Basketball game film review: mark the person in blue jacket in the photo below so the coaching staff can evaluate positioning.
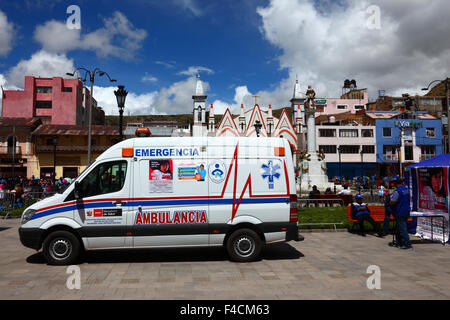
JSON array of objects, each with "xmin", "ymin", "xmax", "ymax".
[
  {"xmin": 351, "ymin": 194, "xmax": 383, "ymax": 237},
  {"xmin": 390, "ymin": 177, "xmax": 412, "ymax": 249}
]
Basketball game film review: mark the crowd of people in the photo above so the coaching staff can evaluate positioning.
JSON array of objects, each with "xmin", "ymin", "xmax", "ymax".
[{"xmin": 0, "ymin": 175, "xmax": 72, "ymax": 206}]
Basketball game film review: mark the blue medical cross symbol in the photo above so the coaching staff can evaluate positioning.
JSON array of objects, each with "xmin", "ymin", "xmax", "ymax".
[{"xmin": 261, "ymin": 160, "xmax": 281, "ymax": 189}]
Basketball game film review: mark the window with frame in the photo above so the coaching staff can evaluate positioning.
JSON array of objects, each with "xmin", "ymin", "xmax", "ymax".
[
  {"xmin": 421, "ymin": 145, "xmax": 435, "ymax": 155},
  {"xmin": 79, "ymin": 161, "xmax": 127, "ymax": 198},
  {"xmin": 319, "ymin": 129, "xmax": 336, "ymax": 137},
  {"xmin": 383, "ymin": 145, "xmax": 398, "ymax": 160},
  {"xmin": 426, "ymin": 128, "xmax": 435, "ymax": 137},
  {"xmin": 319, "ymin": 145, "xmax": 337, "ymax": 154},
  {"xmin": 337, "ymin": 105, "xmax": 348, "ymax": 110},
  {"xmin": 354, "ymin": 105, "xmax": 364, "ymax": 110},
  {"xmin": 339, "ymin": 129, "xmax": 358, "ymax": 138},
  {"xmin": 340, "ymin": 145, "xmax": 360, "ymax": 154},
  {"xmin": 383, "ymin": 127, "xmax": 392, "ymax": 137},
  {"xmin": 63, "ymin": 87, "xmax": 73, "ymax": 92},
  {"xmin": 362, "ymin": 145, "xmax": 375, "ymax": 154},
  {"xmin": 361, "ymin": 129, "xmax": 374, "ymax": 137},
  {"xmin": 35, "ymin": 101, "xmax": 52, "ymax": 109},
  {"xmin": 36, "ymin": 86, "xmax": 52, "ymax": 93}
]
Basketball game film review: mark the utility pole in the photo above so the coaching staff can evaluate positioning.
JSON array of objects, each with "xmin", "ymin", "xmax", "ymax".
[{"xmin": 446, "ymin": 78, "xmax": 450, "ymax": 153}]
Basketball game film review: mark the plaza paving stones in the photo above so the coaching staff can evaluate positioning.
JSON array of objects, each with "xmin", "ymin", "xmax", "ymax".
[{"xmin": 1, "ymin": 219, "xmax": 449, "ymax": 300}]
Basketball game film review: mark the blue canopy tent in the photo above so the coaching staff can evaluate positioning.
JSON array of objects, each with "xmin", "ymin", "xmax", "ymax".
[{"xmin": 405, "ymin": 154, "xmax": 450, "ymax": 242}]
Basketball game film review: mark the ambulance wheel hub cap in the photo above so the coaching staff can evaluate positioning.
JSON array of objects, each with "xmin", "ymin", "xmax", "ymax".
[
  {"xmin": 50, "ymin": 239, "xmax": 72, "ymax": 260},
  {"xmin": 235, "ymin": 237, "xmax": 254, "ymax": 257}
]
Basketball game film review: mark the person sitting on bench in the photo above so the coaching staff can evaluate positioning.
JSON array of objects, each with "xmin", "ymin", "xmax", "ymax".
[{"xmin": 351, "ymin": 194, "xmax": 383, "ymax": 237}]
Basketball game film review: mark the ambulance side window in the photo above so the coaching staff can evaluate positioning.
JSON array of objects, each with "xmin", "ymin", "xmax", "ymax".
[{"xmin": 79, "ymin": 160, "xmax": 127, "ymax": 198}]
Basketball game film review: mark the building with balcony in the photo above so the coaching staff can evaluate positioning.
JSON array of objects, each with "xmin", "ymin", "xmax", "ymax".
[
  {"xmin": 315, "ymin": 111, "xmax": 376, "ymax": 180},
  {"xmin": 366, "ymin": 111, "xmax": 443, "ymax": 177},
  {"xmin": 314, "ymin": 84, "xmax": 369, "ymax": 116},
  {"xmin": 1, "ymin": 76, "xmax": 105, "ymax": 125},
  {"xmin": 0, "ymin": 118, "xmax": 42, "ymax": 177},
  {"xmin": 31, "ymin": 125, "xmax": 119, "ymax": 179}
]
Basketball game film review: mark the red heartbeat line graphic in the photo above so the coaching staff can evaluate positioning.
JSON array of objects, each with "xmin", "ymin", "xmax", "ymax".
[{"xmin": 220, "ymin": 143, "xmax": 290, "ymax": 223}]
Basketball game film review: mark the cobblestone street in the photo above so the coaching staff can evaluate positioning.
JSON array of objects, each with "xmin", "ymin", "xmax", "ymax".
[{"xmin": 1, "ymin": 219, "xmax": 449, "ymax": 300}]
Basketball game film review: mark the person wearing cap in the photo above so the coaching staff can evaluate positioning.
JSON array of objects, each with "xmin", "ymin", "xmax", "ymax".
[
  {"xmin": 390, "ymin": 177, "xmax": 412, "ymax": 249},
  {"xmin": 351, "ymin": 194, "xmax": 383, "ymax": 237}
]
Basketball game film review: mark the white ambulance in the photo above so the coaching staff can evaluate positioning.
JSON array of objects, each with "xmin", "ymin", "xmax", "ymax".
[{"xmin": 19, "ymin": 137, "xmax": 301, "ymax": 265}]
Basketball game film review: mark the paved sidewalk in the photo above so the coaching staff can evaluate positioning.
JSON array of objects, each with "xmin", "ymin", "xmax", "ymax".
[{"xmin": 1, "ymin": 219, "xmax": 449, "ymax": 300}]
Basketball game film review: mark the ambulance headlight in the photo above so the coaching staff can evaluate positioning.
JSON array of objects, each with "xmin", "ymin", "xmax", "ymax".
[{"xmin": 21, "ymin": 209, "xmax": 36, "ymax": 225}]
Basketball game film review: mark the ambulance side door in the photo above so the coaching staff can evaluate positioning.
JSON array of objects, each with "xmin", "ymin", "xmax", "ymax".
[{"xmin": 71, "ymin": 159, "xmax": 132, "ymax": 249}]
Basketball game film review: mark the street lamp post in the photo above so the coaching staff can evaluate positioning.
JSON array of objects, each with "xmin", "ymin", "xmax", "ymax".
[
  {"xmin": 254, "ymin": 120, "xmax": 262, "ymax": 137},
  {"xmin": 67, "ymin": 68, "xmax": 116, "ymax": 165},
  {"xmin": 360, "ymin": 148, "xmax": 364, "ymax": 181},
  {"xmin": 337, "ymin": 146, "xmax": 343, "ymax": 185},
  {"xmin": 52, "ymin": 135, "xmax": 58, "ymax": 183},
  {"xmin": 114, "ymin": 85, "xmax": 128, "ymax": 141},
  {"xmin": 398, "ymin": 127, "xmax": 403, "ymax": 178},
  {"xmin": 422, "ymin": 78, "xmax": 450, "ymax": 153}
]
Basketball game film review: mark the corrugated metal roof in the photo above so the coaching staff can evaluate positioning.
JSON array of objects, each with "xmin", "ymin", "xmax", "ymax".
[
  {"xmin": 0, "ymin": 117, "xmax": 41, "ymax": 127},
  {"xmin": 32, "ymin": 124, "xmax": 119, "ymax": 136}
]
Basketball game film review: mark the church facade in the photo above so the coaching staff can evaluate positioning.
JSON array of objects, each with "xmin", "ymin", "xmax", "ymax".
[{"xmin": 191, "ymin": 75, "xmax": 306, "ymax": 163}]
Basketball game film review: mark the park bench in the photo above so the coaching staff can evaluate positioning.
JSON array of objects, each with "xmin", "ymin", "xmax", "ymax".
[
  {"xmin": 346, "ymin": 205, "xmax": 412, "ymax": 231},
  {"xmin": 305, "ymin": 194, "xmax": 353, "ymax": 207}
]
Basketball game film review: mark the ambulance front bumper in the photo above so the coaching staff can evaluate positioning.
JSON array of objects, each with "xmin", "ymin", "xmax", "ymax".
[{"xmin": 19, "ymin": 227, "xmax": 44, "ymax": 250}]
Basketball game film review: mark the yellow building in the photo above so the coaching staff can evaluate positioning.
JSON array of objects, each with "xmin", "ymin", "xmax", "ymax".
[
  {"xmin": 32, "ymin": 125, "xmax": 119, "ymax": 179},
  {"xmin": 0, "ymin": 118, "xmax": 42, "ymax": 178}
]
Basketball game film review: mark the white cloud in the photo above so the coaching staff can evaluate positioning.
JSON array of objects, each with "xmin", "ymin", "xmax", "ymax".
[
  {"xmin": 178, "ymin": 66, "xmax": 214, "ymax": 76},
  {"xmin": 211, "ymin": 85, "xmax": 254, "ymax": 115},
  {"xmin": 94, "ymin": 76, "xmax": 207, "ymax": 116},
  {"xmin": 34, "ymin": 20, "xmax": 80, "ymax": 53},
  {"xmin": 7, "ymin": 50, "xmax": 75, "ymax": 88},
  {"xmin": 152, "ymin": 76, "xmax": 210, "ymax": 114},
  {"xmin": 33, "ymin": 11, "xmax": 147, "ymax": 60},
  {"xmin": 174, "ymin": 0, "xmax": 203, "ymax": 16},
  {"xmin": 155, "ymin": 60, "xmax": 176, "ymax": 69},
  {"xmin": 142, "ymin": 73, "xmax": 158, "ymax": 83},
  {"xmin": 93, "ymin": 85, "xmax": 159, "ymax": 116},
  {"xmin": 0, "ymin": 10, "xmax": 15, "ymax": 57},
  {"xmin": 254, "ymin": 0, "xmax": 450, "ymax": 103}
]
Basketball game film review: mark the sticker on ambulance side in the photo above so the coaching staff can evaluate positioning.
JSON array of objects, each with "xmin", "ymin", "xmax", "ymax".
[
  {"xmin": 208, "ymin": 160, "xmax": 226, "ymax": 184},
  {"xmin": 261, "ymin": 160, "xmax": 281, "ymax": 190},
  {"xmin": 85, "ymin": 208, "xmax": 123, "ymax": 225},
  {"xmin": 149, "ymin": 159, "xmax": 173, "ymax": 193},
  {"xmin": 177, "ymin": 162, "xmax": 207, "ymax": 182}
]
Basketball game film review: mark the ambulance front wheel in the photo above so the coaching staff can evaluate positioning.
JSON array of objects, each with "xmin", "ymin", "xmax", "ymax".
[
  {"xmin": 226, "ymin": 228, "xmax": 262, "ymax": 262},
  {"xmin": 42, "ymin": 230, "xmax": 81, "ymax": 265}
]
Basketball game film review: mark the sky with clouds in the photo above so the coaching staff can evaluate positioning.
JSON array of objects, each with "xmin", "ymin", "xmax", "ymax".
[{"xmin": 0, "ymin": 0, "xmax": 449, "ymax": 116}]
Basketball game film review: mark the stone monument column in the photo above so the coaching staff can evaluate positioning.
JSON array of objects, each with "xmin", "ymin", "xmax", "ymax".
[{"xmin": 300, "ymin": 86, "xmax": 334, "ymax": 192}]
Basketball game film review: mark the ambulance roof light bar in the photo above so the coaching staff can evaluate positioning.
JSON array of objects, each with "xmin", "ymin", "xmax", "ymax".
[{"xmin": 135, "ymin": 127, "xmax": 151, "ymax": 137}]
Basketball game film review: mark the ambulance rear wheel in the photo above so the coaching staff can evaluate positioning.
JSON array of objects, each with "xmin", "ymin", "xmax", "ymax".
[
  {"xmin": 43, "ymin": 230, "xmax": 80, "ymax": 265},
  {"xmin": 226, "ymin": 229, "xmax": 262, "ymax": 262}
]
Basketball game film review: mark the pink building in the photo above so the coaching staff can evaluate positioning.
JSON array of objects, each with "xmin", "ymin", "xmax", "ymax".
[
  {"xmin": 1, "ymin": 76, "xmax": 104, "ymax": 125},
  {"xmin": 315, "ymin": 89, "xmax": 369, "ymax": 116}
]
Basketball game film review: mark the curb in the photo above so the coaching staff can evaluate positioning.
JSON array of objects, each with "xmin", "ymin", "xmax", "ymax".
[
  {"xmin": 0, "ymin": 216, "xmax": 21, "ymax": 219},
  {"xmin": 299, "ymin": 229, "xmax": 348, "ymax": 233}
]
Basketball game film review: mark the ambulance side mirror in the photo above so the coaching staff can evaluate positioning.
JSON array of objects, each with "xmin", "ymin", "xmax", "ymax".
[{"xmin": 74, "ymin": 181, "xmax": 82, "ymax": 199}]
